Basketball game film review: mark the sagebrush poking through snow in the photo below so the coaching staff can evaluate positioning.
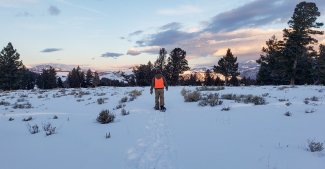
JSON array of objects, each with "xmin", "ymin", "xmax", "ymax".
[
  {"xmin": 183, "ymin": 90, "xmax": 201, "ymax": 102},
  {"xmin": 22, "ymin": 116, "xmax": 33, "ymax": 121},
  {"xmin": 97, "ymin": 110, "xmax": 115, "ymax": 124},
  {"xmin": 43, "ymin": 123, "xmax": 56, "ymax": 136},
  {"xmin": 221, "ymin": 94, "xmax": 266, "ymax": 105},
  {"xmin": 27, "ymin": 123, "xmax": 39, "ymax": 134},
  {"xmin": 307, "ymin": 139, "xmax": 324, "ymax": 152},
  {"xmin": 121, "ymin": 108, "xmax": 130, "ymax": 116},
  {"xmin": 198, "ymin": 93, "xmax": 223, "ymax": 107},
  {"xmin": 119, "ymin": 96, "xmax": 128, "ymax": 103},
  {"xmin": 196, "ymin": 86, "xmax": 225, "ymax": 91}
]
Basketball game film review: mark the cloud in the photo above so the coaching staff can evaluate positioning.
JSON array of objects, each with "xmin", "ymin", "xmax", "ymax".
[
  {"xmin": 48, "ymin": 5, "xmax": 61, "ymax": 16},
  {"xmin": 129, "ymin": 30, "xmax": 143, "ymax": 37},
  {"xmin": 101, "ymin": 52, "xmax": 124, "ymax": 58},
  {"xmin": 0, "ymin": 0, "xmax": 39, "ymax": 7},
  {"xmin": 127, "ymin": 46, "xmax": 160, "ymax": 56},
  {"xmin": 157, "ymin": 5, "xmax": 202, "ymax": 16},
  {"xmin": 204, "ymin": 0, "xmax": 325, "ymax": 32},
  {"xmin": 41, "ymin": 48, "xmax": 62, "ymax": 53},
  {"xmin": 160, "ymin": 22, "xmax": 182, "ymax": 31},
  {"xmin": 131, "ymin": 0, "xmax": 325, "ymax": 64},
  {"xmin": 16, "ymin": 11, "xmax": 32, "ymax": 17}
]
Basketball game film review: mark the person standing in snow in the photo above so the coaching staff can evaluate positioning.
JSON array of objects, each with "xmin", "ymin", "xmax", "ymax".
[{"xmin": 150, "ymin": 68, "xmax": 168, "ymax": 111}]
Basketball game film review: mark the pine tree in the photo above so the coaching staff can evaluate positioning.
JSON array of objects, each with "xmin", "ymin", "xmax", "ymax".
[
  {"xmin": 67, "ymin": 66, "xmax": 86, "ymax": 88},
  {"xmin": 0, "ymin": 42, "xmax": 24, "ymax": 90},
  {"xmin": 317, "ymin": 44, "xmax": 325, "ymax": 84},
  {"xmin": 165, "ymin": 48, "xmax": 190, "ymax": 85},
  {"xmin": 36, "ymin": 66, "xmax": 57, "ymax": 89},
  {"xmin": 93, "ymin": 71, "xmax": 101, "ymax": 87},
  {"xmin": 256, "ymin": 35, "xmax": 285, "ymax": 85},
  {"xmin": 204, "ymin": 69, "xmax": 213, "ymax": 86},
  {"xmin": 133, "ymin": 61, "xmax": 154, "ymax": 86},
  {"xmin": 154, "ymin": 48, "xmax": 167, "ymax": 72},
  {"xmin": 57, "ymin": 77, "xmax": 64, "ymax": 88},
  {"xmin": 213, "ymin": 49, "xmax": 239, "ymax": 86},
  {"xmin": 282, "ymin": 2, "xmax": 324, "ymax": 85},
  {"xmin": 17, "ymin": 66, "xmax": 38, "ymax": 90},
  {"xmin": 214, "ymin": 76, "xmax": 224, "ymax": 86},
  {"xmin": 86, "ymin": 69, "xmax": 93, "ymax": 87}
]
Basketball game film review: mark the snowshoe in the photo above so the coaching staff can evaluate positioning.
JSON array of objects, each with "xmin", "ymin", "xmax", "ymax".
[{"xmin": 160, "ymin": 106, "xmax": 166, "ymax": 112}]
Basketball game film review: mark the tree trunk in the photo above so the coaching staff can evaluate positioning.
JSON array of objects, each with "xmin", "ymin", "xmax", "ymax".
[
  {"xmin": 224, "ymin": 75, "xmax": 228, "ymax": 86},
  {"xmin": 290, "ymin": 59, "xmax": 297, "ymax": 85}
]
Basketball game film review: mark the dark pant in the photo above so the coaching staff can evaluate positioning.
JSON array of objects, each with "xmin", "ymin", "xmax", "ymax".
[{"xmin": 155, "ymin": 88, "xmax": 164, "ymax": 107}]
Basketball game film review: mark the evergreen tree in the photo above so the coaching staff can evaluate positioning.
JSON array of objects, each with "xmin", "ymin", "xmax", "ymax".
[
  {"xmin": 154, "ymin": 48, "xmax": 167, "ymax": 72},
  {"xmin": 86, "ymin": 69, "xmax": 93, "ymax": 87},
  {"xmin": 0, "ymin": 42, "xmax": 24, "ymax": 90},
  {"xmin": 133, "ymin": 61, "xmax": 154, "ymax": 86},
  {"xmin": 204, "ymin": 69, "xmax": 214, "ymax": 86},
  {"xmin": 214, "ymin": 76, "xmax": 224, "ymax": 86},
  {"xmin": 67, "ymin": 66, "xmax": 85, "ymax": 88},
  {"xmin": 317, "ymin": 44, "xmax": 325, "ymax": 84},
  {"xmin": 256, "ymin": 35, "xmax": 285, "ymax": 85},
  {"xmin": 57, "ymin": 77, "xmax": 64, "ymax": 88},
  {"xmin": 17, "ymin": 66, "xmax": 38, "ymax": 90},
  {"xmin": 93, "ymin": 71, "xmax": 101, "ymax": 87},
  {"xmin": 229, "ymin": 76, "xmax": 239, "ymax": 86},
  {"xmin": 282, "ymin": 1, "xmax": 324, "ymax": 85},
  {"xmin": 36, "ymin": 66, "xmax": 57, "ymax": 89},
  {"xmin": 165, "ymin": 48, "xmax": 190, "ymax": 85},
  {"xmin": 213, "ymin": 49, "xmax": 239, "ymax": 86}
]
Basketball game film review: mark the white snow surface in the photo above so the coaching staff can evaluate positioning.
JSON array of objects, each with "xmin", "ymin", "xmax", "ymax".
[{"xmin": 0, "ymin": 86, "xmax": 325, "ymax": 169}]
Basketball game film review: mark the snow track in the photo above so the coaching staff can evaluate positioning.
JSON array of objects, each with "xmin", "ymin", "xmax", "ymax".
[{"xmin": 126, "ymin": 111, "xmax": 176, "ymax": 169}]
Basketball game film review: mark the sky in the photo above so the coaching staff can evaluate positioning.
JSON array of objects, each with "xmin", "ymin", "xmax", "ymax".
[{"xmin": 0, "ymin": 0, "xmax": 325, "ymax": 71}]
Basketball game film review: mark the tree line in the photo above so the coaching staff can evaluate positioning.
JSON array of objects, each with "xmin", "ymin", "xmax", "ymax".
[{"xmin": 0, "ymin": 1, "xmax": 324, "ymax": 90}]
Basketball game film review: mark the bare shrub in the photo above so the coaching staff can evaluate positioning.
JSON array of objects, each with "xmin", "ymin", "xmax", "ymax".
[
  {"xmin": 114, "ymin": 104, "xmax": 125, "ymax": 110},
  {"xmin": 17, "ymin": 98, "xmax": 26, "ymax": 102},
  {"xmin": 198, "ymin": 93, "xmax": 223, "ymax": 107},
  {"xmin": 305, "ymin": 109, "xmax": 316, "ymax": 114},
  {"xmin": 310, "ymin": 96, "xmax": 319, "ymax": 101},
  {"xmin": 181, "ymin": 88, "xmax": 190, "ymax": 96},
  {"xmin": 22, "ymin": 116, "xmax": 33, "ymax": 121},
  {"xmin": 20, "ymin": 94, "xmax": 28, "ymax": 98},
  {"xmin": 128, "ymin": 89, "xmax": 142, "ymax": 100},
  {"xmin": 285, "ymin": 102, "xmax": 292, "ymax": 106},
  {"xmin": 196, "ymin": 86, "xmax": 225, "ymax": 91},
  {"xmin": 97, "ymin": 98, "xmax": 106, "ymax": 104},
  {"xmin": 75, "ymin": 91, "xmax": 91, "ymax": 98},
  {"xmin": 13, "ymin": 102, "xmax": 32, "ymax": 109},
  {"xmin": 106, "ymin": 132, "xmax": 111, "ymax": 139},
  {"xmin": 97, "ymin": 110, "xmax": 115, "ymax": 124},
  {"xmin": 248, "ymin": 96, "xmax": 266, "ymax": 105},
  {"xmin": 121, "ymin": 108, "xmax": 130, "ymax": 116},
  {"xmin": 9, "ymin": 117, "xmax": 14, "ymax": 121},
  {"xmin": 262, "ymin": 93, "xmax": 269, "ymax": 97},
  {"xmin": 27, "ymin": 123, "xmax": 39, "ymax": 134},
  {"xmin": 183, "ymin": 91, "xmax": 201, "ymax": 102},
  {"xmin": 0, "ymin": 101, "xmax": 10, "ymax": 106},
  {"xmin": 307, "ymin": 139, "xmax": 324, "ymax": 152},
  {"xmin": 278, "ymin": 98, "xmax": 288, "ymax": 102},
  {"xmin": 95, "ymin": 93, "xmax": 106, "ymax": 96},
  {"xmin": 305, "ymin": 96, "xmax": 319, "ymax": 102},
  {"xmin": 221, "ymin": 106, "xmax": 231, "ymax": 111},
  {"xmin": 221, "ymin": 94, "xmax": 266, "ymax": 105},
  {"xmin": 43, "ymin": 123, "xmax": 56, "ymax": 136},
  {"xmin": 284, "ymin": 111, "xmax": 292, "ymax": 116},
  {"xmin": 119, "ymin": 96, "xmax": 128, "ymax": 103}
]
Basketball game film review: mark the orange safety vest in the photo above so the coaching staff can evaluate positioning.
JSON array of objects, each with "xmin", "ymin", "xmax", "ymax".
[{"xmin": 154, "ymin": 77, "xmax": 164, "ymax": 88}]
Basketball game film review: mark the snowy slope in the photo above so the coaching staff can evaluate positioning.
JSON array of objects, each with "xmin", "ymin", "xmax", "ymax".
[{"xmin": 0, "ymin": 86, "xmax": 324, "ymax": 169}]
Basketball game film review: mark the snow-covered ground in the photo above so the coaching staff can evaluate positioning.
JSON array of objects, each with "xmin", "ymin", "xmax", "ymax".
[{"xmin": 0, "ymin": 86, "xmax": 324, "ymax": 169}]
